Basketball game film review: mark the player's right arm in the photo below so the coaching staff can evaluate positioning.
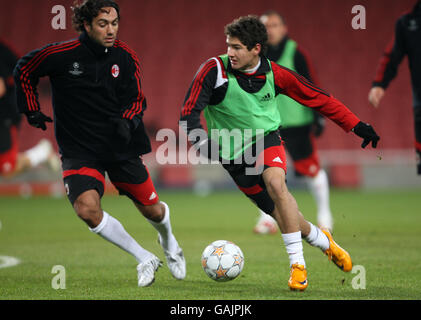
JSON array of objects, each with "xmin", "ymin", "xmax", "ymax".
[
  {"xmin": 180, "ymin": 58, "xmax": 218, "ymax": 133},
  {"xmin": 369, "ymin": 17, "xmax": 406, "ymax": 107},
  {"xmin": 13, "ymin": 42, "xmax": 74, "ymax": 130},
  {"xmin": 179, "ymin": 58, "xmax": 222, "ymax": 159}
]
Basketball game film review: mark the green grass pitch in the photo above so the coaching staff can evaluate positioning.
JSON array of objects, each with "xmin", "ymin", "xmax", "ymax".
[{"xmin": 0, "ymin": 189, "xmax": 420, "ymax": 300}]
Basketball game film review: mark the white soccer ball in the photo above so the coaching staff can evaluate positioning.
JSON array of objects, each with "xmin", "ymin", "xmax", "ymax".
[{"xmin": 201, "ymin": 240, "xmax": 244, "ymax": 281}]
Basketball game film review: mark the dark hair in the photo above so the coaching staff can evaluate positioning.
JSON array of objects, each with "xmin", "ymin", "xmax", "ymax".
[
  {"xmin": 72, "ymin": 0, "xmax": 120, "ymax": 33},
  {"xmin": 224, "ymin": 15, "xmax": 268, "ymax": 56}
]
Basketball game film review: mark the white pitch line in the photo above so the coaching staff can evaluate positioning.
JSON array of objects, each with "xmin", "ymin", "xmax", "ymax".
[{"xmin": 0, "ymin": 256, "xmax": 21, "ymax": 269}]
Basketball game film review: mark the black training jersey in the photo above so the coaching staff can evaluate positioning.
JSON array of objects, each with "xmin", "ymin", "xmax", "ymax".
[
  {"xmin": 14, "ymin": 32, "xmax": 151, "ymax": 161},
  {"xmin": 373, "ymin": 2, "xmax": 421, "ymax": 107}
]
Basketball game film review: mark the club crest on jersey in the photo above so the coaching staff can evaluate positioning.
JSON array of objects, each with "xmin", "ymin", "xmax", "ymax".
[
  {"xmin": 111, "ymin": 64, "xmax": 120, "ymax": 78},
  {"xmin": 69, "ymin": 62, "xmax": 83, "ymax": 76},
  {"xmin": 408, "ymin": 19, "xmax": 418, "ymax": 31}
]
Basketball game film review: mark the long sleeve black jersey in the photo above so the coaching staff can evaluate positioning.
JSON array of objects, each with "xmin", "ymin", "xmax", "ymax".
[
  {"xmin": 0, "ymin": 39, "xmax": 20, "ymax": 125},
  {"xmin": 373, "ymin": 2, "xmax": 421, "ymax": 107},
  {"xmin": 14, "ymin": 32, "xmax": 151, "ymax": 161}
]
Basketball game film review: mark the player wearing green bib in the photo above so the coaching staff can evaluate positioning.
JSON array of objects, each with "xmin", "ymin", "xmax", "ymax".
[
  {"xmin": 180, "ymin": 15, "xmax": 379, "ymax": 291},
  {"xmin": 254, "ymin": 11, "xmax": 334, "ymax": 234}
]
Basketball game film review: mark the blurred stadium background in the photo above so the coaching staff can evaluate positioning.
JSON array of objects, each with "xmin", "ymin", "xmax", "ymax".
[{"xmin": 0, "ymin": 0, "xmax": 420, "ymax": 198}]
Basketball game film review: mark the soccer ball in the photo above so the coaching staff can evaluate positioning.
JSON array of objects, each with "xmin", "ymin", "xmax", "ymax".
[{"xmin": 201, "ymin": 240, "xmax": 244, "ymax": 281}]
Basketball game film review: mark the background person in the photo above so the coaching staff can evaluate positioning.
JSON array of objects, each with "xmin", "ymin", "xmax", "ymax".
[
  {"xmin": 369, "ymin": 0, "xmax": 421, "ymax": 174},
  {"xmin": 0, "ymin": 38, "xmax": 59, "ymax": 179}
]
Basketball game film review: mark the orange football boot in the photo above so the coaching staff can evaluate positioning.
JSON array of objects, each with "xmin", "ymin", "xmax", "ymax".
[
  {"xmin": 288, "ymin": 264, "xmax": 308, "ymax": 291},
  {"xmin": 322, "ymin": 229, "xmax": 352, "ymax": 272}
]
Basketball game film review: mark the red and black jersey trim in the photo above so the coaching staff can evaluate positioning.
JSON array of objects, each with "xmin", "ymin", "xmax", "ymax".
[
  {"xmin": 181, "ymin": 59, "xmax": 217, "ymax": 117},
  {"xmin": 114, "ymin": 40, "xmax": 145, "ymax": 120},
  {"xmin": 373, "ymin": 36, "xmax": 395, "ymax": 84},
  {"xmin": 19, "ymin": 39, "xmax": 81, "ymax": 112},
  {"xmin": 272, "ymin": 62, "xmax": 330, "ymax": 97}
]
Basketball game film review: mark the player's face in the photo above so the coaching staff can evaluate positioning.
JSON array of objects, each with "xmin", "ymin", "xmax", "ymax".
[
  {"xmin": 261, "ymin": 14, "xmax": 287, "ymax": 46},
  {"xmin": 226, "ymin": 36, "xmax": 261, "ymax": 71},
  {"xmin": 84, "ymin": 7, "xmax": 119, "ymax": 48}
]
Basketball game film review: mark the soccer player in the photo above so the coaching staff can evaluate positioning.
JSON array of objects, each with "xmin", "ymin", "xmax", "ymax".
[
  {"xmin": 369, "ymin": 0, "xmax": 421, "ymax": 175},
  {"xmin": 180, "ymin": 15, "xmax": 379, "ymax": 291},
  {"xmin": 14, "ymin": 0, "xmax": 185, "ymax": 287},
  {"xmin": 253, "ymin": 10, "xmax": 333, "ymax": 234},
  {"xmin": 0, "ymin": 39, "xmax": 59, "ymax": 179}
]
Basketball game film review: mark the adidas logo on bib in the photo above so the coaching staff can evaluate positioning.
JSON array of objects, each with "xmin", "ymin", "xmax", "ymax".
[{"xmin": 260, "ymin": 93, "xmax": 272, "ymax": 102}]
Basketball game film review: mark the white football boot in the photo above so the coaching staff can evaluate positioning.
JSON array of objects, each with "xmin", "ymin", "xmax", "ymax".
[
  {"xmin": 137, "ymin": 255, "xmax": 162, "ymax": 287},
  {"xmin": 37, "ymin": 139, "xmax": 60, "ymax": 172},
  {"xmin": 253, "ymin": 211, "xmax": 278, "ymax": 234},
  {"xmin": 158, "ymin": 235, "xmax": 186, "ymax": 280}
]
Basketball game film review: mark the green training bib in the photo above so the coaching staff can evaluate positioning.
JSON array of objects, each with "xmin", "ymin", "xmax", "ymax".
[{"xmin": 204, "ymin": 54, "xmax": 280, "ymax": 160}]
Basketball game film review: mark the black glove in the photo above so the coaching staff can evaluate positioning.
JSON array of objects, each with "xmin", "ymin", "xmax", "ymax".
[
  {"xmin": 352, "ymin": 121, "xmax": 380, "ymax": 148},
  {"xmin": 312, "ymin": 114, "xmax": 326, "ymax": 137},
  {"xmin": 25, "ymin": 111, "xmax": 53, "ymax": 131},
  {"xmin": 110, "ymin": 118, "xmax": 133, "ymax": 145}
]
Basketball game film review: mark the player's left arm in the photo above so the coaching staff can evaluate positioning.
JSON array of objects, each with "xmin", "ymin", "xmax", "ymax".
[
  {"xmin": 113, "ymin": 44, "xmax": 147, "ymax": 145},
  {"xmin": 272, "ymin": 61, "xmax": 380, "ymax": 148}
]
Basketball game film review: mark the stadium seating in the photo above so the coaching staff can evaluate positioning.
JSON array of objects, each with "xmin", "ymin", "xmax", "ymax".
[{"xmin": 0, "ymin": 0, "xmax": 416, "ymax": 189}]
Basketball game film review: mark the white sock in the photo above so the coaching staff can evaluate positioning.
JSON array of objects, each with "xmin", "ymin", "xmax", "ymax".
[
  {"xmin": 24, "ymin": 139, "xmax": 51, "ymax": 167},
  {"xmin": 90, "ymin": 211, "xmax": 153, "ymax": 263},
  {"xmin": 147, "ymin": 202, "xmax": 178, "ymax": 254},
  {"xmin": 281, "ymin": 231, "xmax": 306, "ymax": 267},
  {"xmin": 306, "ymin": 169, "xmax": 333, "ymax": 228},
  {"xmin": 304, "ymin": 222, "xmax": 330, "ymax": 251},
  {"xmin": 259, "ymin": 209, "xmax": 277, "ymax": 223}
]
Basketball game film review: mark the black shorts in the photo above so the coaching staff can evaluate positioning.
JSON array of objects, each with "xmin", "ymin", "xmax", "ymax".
[
  {"xmin": 222, "ymin": 131, "xmax": 287, "ymax": 216},
  {"xmin": 279, "ymin": 125, "xmax": 320, "ymax": 177},
  {"xmin": 62, "ymin": 157, "xmax": 159, "ymax": 206}
]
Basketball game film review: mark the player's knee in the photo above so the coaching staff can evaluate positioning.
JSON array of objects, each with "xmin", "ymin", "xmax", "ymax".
[
  {"xmin": 264, "ymin": 172, "xmax": 288, "ymax": 201},
  {"xmin": 136, "ymin": 202, "xmax": 164, "ymax": 222},
  {"xmin": 73, "ymin": 192, "xmax": 101, "ymax": 223}
]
